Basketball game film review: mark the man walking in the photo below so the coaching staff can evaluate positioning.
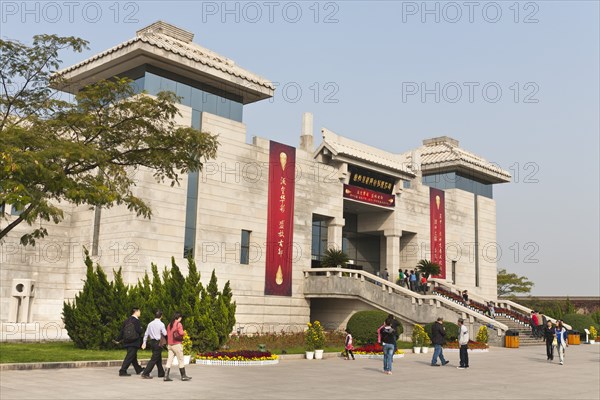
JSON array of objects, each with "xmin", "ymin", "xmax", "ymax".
[
  {"xmin": 141, "ymin": 310, "xmax": 167, "ymax": 379},
  {"xmin": 118, "ymin": 307, "xmax": 144, "ymax": 376},
  {"xmin": 457, "ymin": 318, "xmax": 469, "ymax": 369},
  {"xmin": 431, "ymin": 317, "xmax": 450, "ymax": 367}
]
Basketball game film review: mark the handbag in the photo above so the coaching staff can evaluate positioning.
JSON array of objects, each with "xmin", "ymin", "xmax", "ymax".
[
  {"xmin": 552, "ymin": 338, "xmax": 558, "ymax": 347},
  {"xmin": 172, "ymin": 322, "xmax": 184, "ymax": 341},
  {"xmin": 159, "ymin": 334, "xmax": 167, "ymax": 347}
]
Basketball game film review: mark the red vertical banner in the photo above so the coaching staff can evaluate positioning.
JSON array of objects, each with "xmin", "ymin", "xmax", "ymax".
[
  {"xmin": 429, "ymin": 188, "xmax": 446, "ymax": 279},
  {"xmin": 265, "ymin": 141, "xmax": 296, "ymax": 296}
]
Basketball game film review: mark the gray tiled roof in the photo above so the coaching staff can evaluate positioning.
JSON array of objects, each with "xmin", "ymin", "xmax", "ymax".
[
  {"xmin": 55, "ymin": 21, "xmax": 274, "ymax": 91},
  {"xmin": 317, "ymin": 129, "xmax": 413, "ymax": 175}
]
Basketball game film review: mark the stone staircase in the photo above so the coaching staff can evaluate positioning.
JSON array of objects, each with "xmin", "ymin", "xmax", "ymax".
[{"xmin": 494, "ymin": 316, "xmax": 545, "ymax": 346}]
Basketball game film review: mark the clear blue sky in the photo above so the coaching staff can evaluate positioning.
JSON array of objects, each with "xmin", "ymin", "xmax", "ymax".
[{"xmin": 2, "ymin": 1, "xmax": 598, "ymax": 296}]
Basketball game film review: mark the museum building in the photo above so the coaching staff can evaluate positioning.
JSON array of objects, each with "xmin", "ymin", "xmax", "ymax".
[{"xmin": 1, "ymin": 22, "xmax": 511, "ymax": 334}]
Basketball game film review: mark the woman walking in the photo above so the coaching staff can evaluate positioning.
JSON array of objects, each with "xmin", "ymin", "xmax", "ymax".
[
  {"xmin": 164, "ymin": 312, "xmax": 192, "ymax": 381},
  {"xmin": 554, "ymin": 320, "xmax": 568, "ymax": 365},
  {"xmin": 543, "ymin": 320, "xmax": 555, "ymax": 361},
  {"xmin": 379, "ymin": 317, "xmax": 396, "ymax": 375},
  {"xmin": 344, "ymin": 328, "xmax": 355, "ymax": 360}
]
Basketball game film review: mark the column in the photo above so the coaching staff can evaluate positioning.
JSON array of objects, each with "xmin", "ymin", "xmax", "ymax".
[
  {"xmin": 327, "ymin": 217, "xmax": 345, "ymax": 251},
  {"xmin": 384, "ymin": 232, "xmax": 401, "ymax": 284}
]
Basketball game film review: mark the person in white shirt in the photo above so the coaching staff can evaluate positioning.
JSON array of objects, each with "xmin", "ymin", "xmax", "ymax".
[{"xmin": 457, "ymin": 318, "xmax": 469, "ymax": 369}]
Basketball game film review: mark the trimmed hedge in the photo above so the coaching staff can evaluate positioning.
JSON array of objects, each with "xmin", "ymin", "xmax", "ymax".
[
  {"xmin": 562, "ymin": 313, "xmax": 599, "ymax": 334},
  {"xmin": 424, "ymin": 321, "xmax": 459, "ymax": 342},
  {"xmin": 346, "ymin": 311, "xmax": 403, "ymax": 344}
]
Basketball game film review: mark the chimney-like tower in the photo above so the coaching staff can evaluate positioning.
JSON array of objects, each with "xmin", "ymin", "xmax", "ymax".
[{"xmin": 299, "ymin": 112, "xmax": 314, "ymax": 152}]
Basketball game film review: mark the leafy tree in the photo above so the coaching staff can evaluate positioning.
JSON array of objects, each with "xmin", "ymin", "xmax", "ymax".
[
  {"xmin": 497, "ymin": 268, "xmax": 534, "ymax": 297},
  {"xmin": 416, "ymin": 259, "xmax": 441, "ymax": 278},
  {"xmin": 1, "ymin": 35, "xmax": 219, "ymax": 245}
]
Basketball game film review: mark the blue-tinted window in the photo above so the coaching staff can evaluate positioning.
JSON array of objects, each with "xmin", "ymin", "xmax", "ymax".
[
  {"xmin": 176, "ymin": 82, "xmax": 192, "ymax": 107},
  {"xmin": 230, "ymin": 101, "xmax": 243, "ymax": 122},
  {"xmin": 192, "ymin": 110, "xmax": 201, "ymax": 130},
  {"xmin": 422, "ymin": 172, "xmax": 493, "ymax": 198},
  {"xmin": 191, "ymin": 88, "xmax": 204, "ymax": 111},
  {"xmin": 202, "ymin": 92, "xmax": 218, "ymax": 115},
  {"xmin": 144, "ymin": 72, "xmax": 161, "ymax": 95},
  {"xmin": 160, "ymin": 76, "xmax": 176, "ymax": 94},
  {"xmin": 216, "ymin": 97, "xmax": 230, "ymax": 118},
  {"xmin": 240, "ymin": 230, "xmax": 251, "ymax": 264}
]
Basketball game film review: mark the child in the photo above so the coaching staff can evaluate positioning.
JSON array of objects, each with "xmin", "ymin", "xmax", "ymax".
[{"xmin": 344, "ymin": 328, "xmax": 355, "ymax": 360}]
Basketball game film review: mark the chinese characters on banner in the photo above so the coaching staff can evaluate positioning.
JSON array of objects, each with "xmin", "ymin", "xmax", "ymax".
[
  {"xmin": 265, "ymin": 141, "xmax": 296, "ymax": 296},
  {"xmin": 429, "ymin": 187, "xmax": 446, "ymax": 279},
  {"xmin": 343, "ymin": 185, "xmax": 395, "ymax": 207}
]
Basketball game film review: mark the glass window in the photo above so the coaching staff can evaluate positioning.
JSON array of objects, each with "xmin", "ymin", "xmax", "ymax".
[
  {"xmin": 216, "ymin": 97, "xmax": 231, "ymax": 118},
  {"xmin": 191, "ymin": 88, "xmax": 204, "ymax": 111},
  {"xmin": 202, "ymin": 92, "xmax": 218, "ymax": 115},
  {"xmin": 241, "ymin": 230, "xmax": 251, "ymax": 264},
  {"xmin": 11, "ymin": 205, "xmax": 22, "ymax": 216},
  {"xmin": 160, "ymin": 76, "xmax": 176, "ymax": 94},
  {"xmin": 144, "ymin": 72, "xmax": 161, "ymax": 95},
  {"xmin": 176, "ymin": 82, "xmax": 192, "ymax": 107},
  {"xmin": 230, "ymin": 101, "xmax": 243, "ymax": 122},
  {"xmin": 192, "ymin": 110, "xmax": 201, "ymax": 130}
]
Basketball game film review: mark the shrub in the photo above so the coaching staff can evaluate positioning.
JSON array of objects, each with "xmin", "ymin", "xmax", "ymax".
[
  {"xmin": 346, "ymin": 311, "xmax": 403, "ymax": 344},
  {"xmin": 589, "ymin": 326, "xmax": 598, "ymax": 340},
  {"xmin": 305, "ymin": 321, "xmax": 326, "ymax": 350},
  {"xmin": 182, "ymin": 331, "xmax": 193, "ymax": 355},
  {"xmin": 562, "ymin": 313, "xmax": 598, "ymax": 334},
  {"xmin": 424, "ymin": 321, "xmax": 459, "ymax": 342},
  {"xmin": 476, "ymin": 326, "xmax": 489, "ymax": 343},
  {"xmin": 412, "ymin": 324, "xmax": 426, "ymax": 346},
  {"xmin": 63, "ymin": 252, "xmax": 235, "ymax": 352}
]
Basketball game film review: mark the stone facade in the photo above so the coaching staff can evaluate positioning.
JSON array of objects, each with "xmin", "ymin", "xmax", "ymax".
[{"xmin": 0, "ymin": 22, "xmax": 510, "ymax": 336}]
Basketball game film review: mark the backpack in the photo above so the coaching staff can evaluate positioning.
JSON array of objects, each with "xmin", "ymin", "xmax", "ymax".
[{"xmin": 123, "ymin": 320, "xmax": 139, "ymax": 343}]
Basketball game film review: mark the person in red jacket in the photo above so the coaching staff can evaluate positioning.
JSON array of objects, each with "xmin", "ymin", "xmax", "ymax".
[{"xmin": 164, "ymin": 312, "xmax": 192, "ymax": 382}]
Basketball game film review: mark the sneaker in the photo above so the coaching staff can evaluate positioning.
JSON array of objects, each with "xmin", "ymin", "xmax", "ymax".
[
  {"xmin": 457, "ymin": 366, "xmax": 466, "ymax": 369},
  {"xmin": 559, "ymin": 361, "xmax": 564, "ymax": 365},
  {"xmin": 442, "ymin": 361, "xmax": 450, "ymax": 366},
  {"xmin": 431, "ymin": 364, "xmax": 440, "ymax": 367},
  {"xmin": 141, "ymin": 374, "xmax": 153, "ymax": 379}
]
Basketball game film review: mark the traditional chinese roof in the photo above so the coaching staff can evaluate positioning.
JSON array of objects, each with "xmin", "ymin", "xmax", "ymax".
[
  {"xmin": 52, "ymin": 21, "xmax": 274, "ymax": 104},
  {"xmin": 402, "ymin": 136, "xmax": 511, "ymax": 184},
  {"xmin": 314, "ymin": 128, "xmax": 415, "ymax": 178}
]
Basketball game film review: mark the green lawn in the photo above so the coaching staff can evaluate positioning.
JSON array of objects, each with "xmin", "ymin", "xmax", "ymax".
[
  {"xmin": 0, "ymin": 342, "xmax": 157, "ymax": 364},
  {"xmin": 0, "ymin": 342, "xmax": 346, "ymax": 363}
]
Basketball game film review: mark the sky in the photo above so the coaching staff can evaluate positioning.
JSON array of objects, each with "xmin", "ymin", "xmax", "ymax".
[{"xmin": 1, "ymin": 1, "xmax": 598, "ymax": 296}]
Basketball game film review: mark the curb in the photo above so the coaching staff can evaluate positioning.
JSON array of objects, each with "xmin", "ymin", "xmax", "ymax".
[
  {"xmin": 0, "ymin": 353, "xmax": 343, "ymax": 371},
  {"xmin": 0, "ymin": 358, "xmax": 150, "ymax": 371}
]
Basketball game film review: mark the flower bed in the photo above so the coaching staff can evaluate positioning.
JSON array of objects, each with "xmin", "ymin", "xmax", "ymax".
[
  {"xmin": 195, "ymin": 350, "xmax": 279, "ymax": 366},
  {"xmin": 443, "ymin": 340, "xmax": 489, "ymax": 352},
  {"xmin": 352, "ymin": 343, "xmax": 405, "ymax": 358}
]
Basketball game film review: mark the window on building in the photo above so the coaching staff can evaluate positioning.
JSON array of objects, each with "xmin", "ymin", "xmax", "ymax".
[
  {"xmin": 240, "ymin": 230, "xmax": 251, "ymax": 264},
  {"xmin": 0, "ymin": 202, "xmax": 5, "ymax": 214},
  {"xmin": 311, "ymin": 215, "xmax": 329, "ymax": 267},
  {"xmin": 11, "ymin": 205, "xmax": 23, "ymax": 216}
]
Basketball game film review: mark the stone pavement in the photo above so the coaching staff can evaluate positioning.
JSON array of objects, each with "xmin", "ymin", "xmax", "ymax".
[{"xmin": 1, "ymin": 345, "xmax": 598, "ymax": 400}]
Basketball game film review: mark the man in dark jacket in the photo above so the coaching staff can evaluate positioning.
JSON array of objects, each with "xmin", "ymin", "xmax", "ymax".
[
  {"xmin": 118, "ymin": 307, "xmax": 144, "ymax": 376},
  {"xmin": 430, "ymin": 317, "xmax": 450, "ymax": 366}
]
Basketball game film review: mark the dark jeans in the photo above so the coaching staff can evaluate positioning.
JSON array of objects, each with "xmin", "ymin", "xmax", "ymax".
[
  {"xmin": 119, "ymin": 346, "xmax": 142, "ymax": 375},
  {"xmin": 459, "ymin": 344, "xmax": 469, "ymax": 367},
  {"xmin": 545, "ymin": 340, "xmax": 554, "ymax": 360},
  {"xmin": 142, "ymin": 339, "xmax": 165, "ymax": 376}
]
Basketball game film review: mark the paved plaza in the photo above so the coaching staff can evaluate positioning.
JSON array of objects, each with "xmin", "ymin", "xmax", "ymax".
[{"xmin": 1, "ymin": 345, "xmax": 599, "ymax": 399}]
